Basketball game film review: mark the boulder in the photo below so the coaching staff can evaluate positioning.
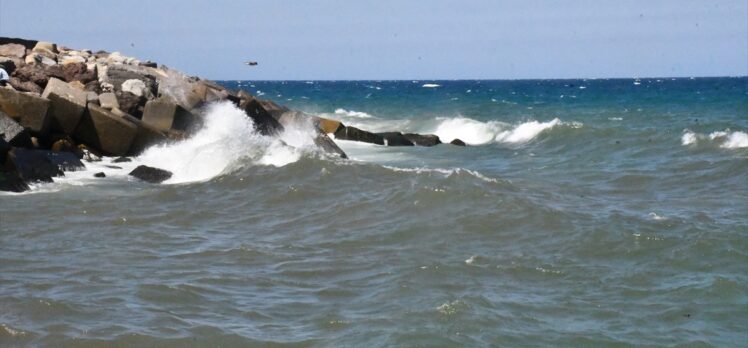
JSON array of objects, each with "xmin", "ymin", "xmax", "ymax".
[
  {"xmin": 94, "ymin": 172, "xmax": 105, "ymax": 178},
  {"xmin": 73, "ymin": 104, "xmax": 137, "ymax": 156},
  {"xmin": 333, "ymin": 126, "xmax": 385, "ymax": 145},
  {"xmin": 450, "ymin": 138, "xmax": 466, "ymax": 146},
  {"xmin": 59, "ymin": 55, "xmax": 86, "ymax": 65},
  {"xmin": 0, "ymin": 43, "xmax": 26, "ymax": 58},
  {"xmin": 42, "ymin": 77, "xmax": 88, "ymax": 134},
  {"xmin": 404, "ymin": 133, "xmax": 441, "ymax": 146},
  {"xmin": 241, "ymin": 97, "xmax": 283, "ymax": 135},
  {"xmin": 316, "ymin": 117, "xmax": 343, "ymax": 134},
  {"xmin": 106, "ymin": 66, "xmax": 157, "ymax": 94},
  {"xmin": 4, "ymin": 147, "xmax": 63, "ymax": 183},
  {"xmin": 45, "ymin": 150, "xmax": 85, "ymax": 171},
  {"xmin": 141, "ymin": 97, "xmax": 195, "ymax": 132},
  {"xmin": 115, "ymin": 90, "xmax": 144, "ymax": 117},
  {"xmin": 121, "ymin": 79, "xmax": 147, "ymax": 97},
  {"xmin": 129, "ymin": 165, "xmax": 172, "ymax": 183},
  {"xmin": 98, "ymin": 92, "xmax": 119, "ymax": 110},
  {"xmin": 0, "ymin": 57, "xmax": 19, "ymax": 74},
  {"xmin": 120, "ymin": 114, "xmax": 168, "ymax": 155},
  {"xmin": 0, "ymin": 170, "xmax": 29, "ymax": 192},
  {"xmin": 12, "ymin": 63, "xmax": 64, "ymax": 88},
  {"xmin": 8, "ymin": 77, "xmax": 42, "ymax": 94},
  {"xmin": 313, "ymin": 133, "xmax": 348, "ymax": 159},
  {"xmin": 62, "ymin": 62, "xmax": 96, "ymax": 83},
  {"xmin": 0, "ymin": 111, "xmax": 33, "ymax": 147},
  {"xmin": 50, "ymin": 138, "xmax": 81, "ymax": 157},
  {"xmin": 376, "ymin": 132, "xmax": 414, "ymax": 146},
  {"xmin": 113, "ymin": 156, "xmax": 132, "ymax": 163},
  {"xmin": 32, "ymin": 41, "xmax": 58, "ymax": 59},
  {"xmin": 0, "ymin": 88, "xmax": 51, "ymax": 135}
]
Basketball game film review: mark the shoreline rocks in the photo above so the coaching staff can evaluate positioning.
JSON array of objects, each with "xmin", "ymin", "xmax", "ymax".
[{"xmin": 1, "ymin": 36, "xmax": 461, "ymax": 192}]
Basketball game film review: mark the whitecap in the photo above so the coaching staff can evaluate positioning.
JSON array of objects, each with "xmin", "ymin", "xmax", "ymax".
[
  {"xmin": 422, "ymin": 83, "xmax": 440, "ymax": 88},
  {"xmin": 334, "ymin": 108, "xmax": 374, "ymax": 118}
]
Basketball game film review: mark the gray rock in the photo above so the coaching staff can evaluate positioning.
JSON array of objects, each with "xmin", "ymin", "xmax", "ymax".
[
  {"xmin": 41, "ymin": 77, "xmax": 88, "ymax": 134},
  {"xmin": 403, "ymin": 133, "xmax": 442, "ymax": 146},
  {"xmin": 73, "ymin": 104, "xmax": 137, "ymax": 156},
  {"xmin": 98, "ymin": 92, "xmax": 119, "ymax": 110},
  {"xmin": 129, "ymin": 165, "xmax": 172, "ymax": 183},
  {"xmin": 376, "ymin": 132, "xmax": 414, "ymax": 146},
  {"xmin": 0, "ymin": 88, "xmax": 51, "ymax": 135},
  {"xmin": 333, "ymin": 126, "xmax": 385, "ymax": 145},
  {"xmin": 0, "ymin": 110, "xmax": 33, "ymax": 147}
]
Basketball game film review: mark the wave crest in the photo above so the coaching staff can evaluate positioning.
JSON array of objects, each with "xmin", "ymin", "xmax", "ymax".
[
  {"xmin": 681, "ymin": 129, "xmax": 748, "ymax": 149},
  {"xmin": 432, "ymin": 117, "xmax": 572, "ymax": 145}
]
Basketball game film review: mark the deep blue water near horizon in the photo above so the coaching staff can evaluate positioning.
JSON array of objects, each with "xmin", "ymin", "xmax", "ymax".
[{"xmin": 1, "ymin": 78, "xmax": 747, "ymax": 347}]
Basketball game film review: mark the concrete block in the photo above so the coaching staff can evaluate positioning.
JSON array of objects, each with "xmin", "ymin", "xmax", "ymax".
[
  {"xmin": 0, "ymin": 87, "xmax": 51, "ymax": 135},
  {"xmin": 42, "ymin": 77, "xmax": 88, "ymax": 134},
  {"xmin": 73, "ymin": 104, "xmax": 136, "ymax": 155}
]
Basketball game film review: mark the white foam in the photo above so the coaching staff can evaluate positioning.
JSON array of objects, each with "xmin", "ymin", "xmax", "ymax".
[
  {"xmin": 681, "ymin": 129, "xmax": 748, "ymax": 149},
  {"xmin": 422, "ymin": 84, "xmax": 441, "ymax": 88},
  {"xmin": 430, "ymin": 117, "xmax": 568, "ymax": 145},
  {"xmin": 137, "ymin": 101, "xmax": 303, "ymax": 184},
  {"xmin": 495, "ymin": 118, "xmax": 562, "ymax": 143},
  {"xmin": 334, "ymin": 108, "xmax": 374, "ymax": 118}
]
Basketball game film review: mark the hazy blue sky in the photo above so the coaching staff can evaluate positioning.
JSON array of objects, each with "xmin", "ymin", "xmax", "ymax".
[{"xmin": 1, "ymin": 0, "xmax": 746, "ymax": 80}]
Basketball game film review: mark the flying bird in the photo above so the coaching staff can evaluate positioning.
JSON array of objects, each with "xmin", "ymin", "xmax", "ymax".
[{"xmin": 244, "ymin": 61, "xmax": 258, "ymax": 66}]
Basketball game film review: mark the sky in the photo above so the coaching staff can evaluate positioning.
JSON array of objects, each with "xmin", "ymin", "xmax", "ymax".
[{"xmin": 0, "ymin": 0, "xmax": 746, "ymax": 80}]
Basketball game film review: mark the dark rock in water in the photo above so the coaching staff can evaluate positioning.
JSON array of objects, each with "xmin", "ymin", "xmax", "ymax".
[
  {"xmin": 376, "ymin": 132, "xmax": 414, "ymax": 146},
  {"xmin": 241, "ymin": 97, "xmax": 284, "ymax": 135},
  {"xmin": 113, "ymin": 156, "xmax": 132, "ymax": 163},
  {"xmin": 313, "ymin": 133, "xmax": 348, "ymax": 159},
  {"xmin": 0, "ymin": 88, "xmax": 51, "ymax": 135},
  {"xmin": 0, "ymin": 170, "xmax": 29, "ymax": 192},
  {"xmin": 45, "ymin": 151, "xmax": 85, "ymax": 171},
  {"xmin": 129, "ymin": 165, "xmax": 172, "ymax": 183},
  {"xmin": 73, "ymin": 104, "xmax": 137, "ymax": 156},
  {"xmin": 404, "ymin": 133, "xmax": 441, "ymax": 146},
  {"xmin": 0, "ymin": 111, "xmax": 33, "ymax": 148},
  {"xmin": 334, "ymin": 126, "xmax": 385, "ymax": 145},
  {"xmin": 450, "ymin": 139, "xmax": 467, "ymax": 146},
  {"xmin": 94, "ymin": 172, "xmax": 105, "ymax": 178},
  {"xmin": 42, "ymin": 77, "xmax": 88, "ymax": 134},
  {"xmin": 103, "ymin": 165, "xmax": 122, "ymax": 169},
  {"xmin": 5, "ymin": 148, "xmax": 64, "ymax": 183}
]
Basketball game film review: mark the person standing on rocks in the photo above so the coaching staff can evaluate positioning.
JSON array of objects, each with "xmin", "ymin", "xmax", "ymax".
[{"xmin": 0, "ymin": 67, "xmax": 9, "ymax": 87}]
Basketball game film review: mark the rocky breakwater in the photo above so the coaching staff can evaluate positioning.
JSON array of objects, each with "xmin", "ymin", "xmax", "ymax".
[{"xmin": 0, "ymin": 37, "xmax": 457, "ymax": 192}]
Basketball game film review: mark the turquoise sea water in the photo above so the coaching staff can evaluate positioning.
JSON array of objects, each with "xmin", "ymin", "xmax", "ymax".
[{"xmin": 1, "ymin": 78, "xmax": 747, "ymax": 346}]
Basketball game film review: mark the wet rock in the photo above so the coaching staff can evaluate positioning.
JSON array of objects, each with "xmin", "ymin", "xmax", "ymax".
[
  {"xmin": 51, "ymin": 138, "xmax": 81, "ymax": 157},
  {"xmin": 129, "ymin": 165, "xmax": 172, "ymax": 183},
  {"xmin": 93, "ymin": 172, "xmax": 105, "ymax": 178},
  {"xmin": 42, "ymin": 77, "xmax": 88, "ymax": 134},
  {"xmin": 73, "ymin": 104, "xmax": 137, "ymax": 156},
  {"xmin": 98, "ymin": 92, "xmax": 119, "ymax": 110},
  {"xmin": 241, "ymin": 97, "xmax": 284, "ymax": 135},
  {"xmin": 45, "ymin": 150, "xmax": 85, "ymax": 171},
  {"xmin": 78, "ymin": 144, "xmax": 102, "ymax": 162},
  {"xmin": 113, "ymin": 156, "xmax": 132, "ymax": 163},
  {"xmin": 0, "ymin": 169, "xmax": 29, "ymax": 192},
  {"xmin": 404, "ymin": 133, "xmax": 442, "ymax": 146},
  {"xmin": 376, "ymin": 132, "xmax": 414, "ymax": 146},
  {"xmin": 0, "ymin": 111, "xmax": 33, "ymax": 147},
  {"xmin": 4, "ymin": 147, "xmax": 63, "ymax": 183},
  {"xmin": 141, "ymin": 97, "xmax": 195, "ymax": 132},
  {"xmin": 0, "ymin": 88, "xmax": 51, "ymax": 135},
  {"xmin": 314, "ymin": 133, "xmax": 348, "ymax": 159},
  {"xmin": 450, "ymin": 138, "xmax": 467, "ymax": 146},
  {"xmin": 0, "ymin": 43, "xmax": 26, "ymax": 58},
  {"xmin": 316, "ymin": 117, "xmax": 343, "ymax": 134},
  {"xmin": 333, "ymin": 126, "xmax": 385, "ymax": 145}
]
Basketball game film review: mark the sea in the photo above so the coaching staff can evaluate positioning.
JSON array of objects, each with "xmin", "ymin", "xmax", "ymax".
[{"xmin": 1, "ymin": 77, "xmax": 747, "ymax": 347}]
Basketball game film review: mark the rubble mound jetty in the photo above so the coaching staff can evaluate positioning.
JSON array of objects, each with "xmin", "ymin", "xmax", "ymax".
[{"xmin": 0, "ymin": 37, "xmax": 458, "ymax": 192}]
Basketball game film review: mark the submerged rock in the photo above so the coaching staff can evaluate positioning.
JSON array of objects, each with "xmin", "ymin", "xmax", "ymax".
[
  {"xmin": 334, "ymin": 126, "xmax": 385, "ymax": 145},
  {"xmin": 376, "ymin": 132, "xmax": 414, "ymax": 146},
  {"xmin": 450, "ymin": 139, "xmax": 467, "ymax": 146},
  {"xmin": 404, "ymin": 133, "xmax": 441, "ymax": 146},
  {"xmin": 129, "ymin": 165, "xmax": 172, "ymax": 183}
]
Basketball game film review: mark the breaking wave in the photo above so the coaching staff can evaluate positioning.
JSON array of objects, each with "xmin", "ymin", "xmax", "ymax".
[
  {"xmin": 430, "ymin": 117, "xmax": 573, "ymax": 145},
  {"xmin": 334, "ymin": 108, "xmax": 374, "ymax": 118},
  {"xmin": 681, "ymin": 129, "xmax": 748, "ymax": 149}
]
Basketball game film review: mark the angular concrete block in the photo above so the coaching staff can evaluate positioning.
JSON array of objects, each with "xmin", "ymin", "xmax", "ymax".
[
  {"xmin": 0, "ymin": 87, "xmax": 51, "ymax": 135},
  {"xmin": 120, "ymin": 113, "xmax": 167, "ymax": 155},
  {"xmin": 42, "ymin": 77, "xmax": 88, "ymax": 134},
  {"xmin": 73, "ymin": 104, "xmax": 137, "ymax": 156},
  {"xmin": 141, "ymin": 97, "xmax": 194, "ymax": 132},
  {"xmin": 0, "ymin": 110, "xmax": 33, "ymax": 147},
  {"xmin": 98, "ymin": 92, "xmax": 119, "ymax": 110},
  {"xmin": 333, "ymin": 126, "xmax": 385, "ymax": 145},
  {"xmin": 316, "ymin": 117, "xmax": 343, "ymax": 134}
]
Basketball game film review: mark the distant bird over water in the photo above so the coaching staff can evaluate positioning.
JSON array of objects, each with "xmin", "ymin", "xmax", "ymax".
[{"xmin": 244, "ymin": 61, "xmax": 258, "ymax": 66}]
